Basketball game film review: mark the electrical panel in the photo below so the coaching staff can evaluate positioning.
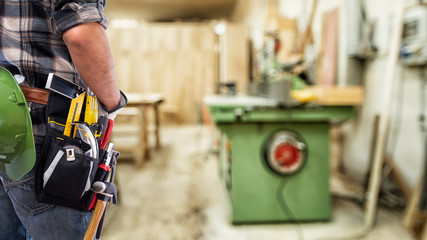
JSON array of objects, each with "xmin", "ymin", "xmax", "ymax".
[{"xmin": 401, "ymin": 6, "xmax": 427, "ymax": 66}]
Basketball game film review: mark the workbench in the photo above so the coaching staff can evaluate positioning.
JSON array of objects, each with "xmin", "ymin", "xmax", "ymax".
[
  {"xmin": 205, "ymin": 93, "xmax": 358, "ymax": 224},
  {"xmin": 113, "ymin": 93, "xmax": 164, "ymax": 167}
]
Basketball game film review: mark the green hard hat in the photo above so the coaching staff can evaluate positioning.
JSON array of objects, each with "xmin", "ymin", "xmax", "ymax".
[{"xmin": 0, "ymin": 67, "xmax": 36, "ymax": 181}]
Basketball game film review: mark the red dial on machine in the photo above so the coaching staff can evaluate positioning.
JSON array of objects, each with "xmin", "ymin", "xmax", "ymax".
[{"xmin": 265, "ymin": 130, "xmax": 306, "ymax": 175}]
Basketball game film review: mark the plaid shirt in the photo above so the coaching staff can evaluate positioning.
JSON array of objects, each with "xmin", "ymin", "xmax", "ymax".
[{"xmin": 0, "ymin": 0, "xmax": 108, "ymax": 144}]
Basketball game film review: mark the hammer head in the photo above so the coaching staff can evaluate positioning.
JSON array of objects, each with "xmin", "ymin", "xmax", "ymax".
[{"xmin": 91, "ymin": 181, "xmax": 117, "ymax": 199}]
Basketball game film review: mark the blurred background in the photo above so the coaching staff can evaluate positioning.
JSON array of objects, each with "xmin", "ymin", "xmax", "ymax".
[{"xmin": 98, "ymin": 0, "xmax": 427, "ymax": 239}]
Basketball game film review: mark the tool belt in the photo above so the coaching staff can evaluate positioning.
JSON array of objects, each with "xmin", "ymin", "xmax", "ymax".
[
  {"xmin": 20, "ymin": 86, "xmax": 49, "ymax": 105},
  {"xmin": 33, "ymin": 88, "xmax": 119, "ymax": 211}
]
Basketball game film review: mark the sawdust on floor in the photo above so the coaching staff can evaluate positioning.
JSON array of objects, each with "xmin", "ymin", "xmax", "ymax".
[{"xmin": 101, "ymin": 125, "xmax": 213, "ymax": 240}]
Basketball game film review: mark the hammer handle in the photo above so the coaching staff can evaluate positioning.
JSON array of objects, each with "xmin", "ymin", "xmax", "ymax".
[{"xmin": 84, "ymin": 199, "xmax": 107, "ymax": 240}]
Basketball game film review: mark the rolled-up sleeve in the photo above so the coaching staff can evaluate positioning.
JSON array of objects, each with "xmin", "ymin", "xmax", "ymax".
[{"xmin": 51, "ymin": 0, "xmax": 108, "ymax": 36}]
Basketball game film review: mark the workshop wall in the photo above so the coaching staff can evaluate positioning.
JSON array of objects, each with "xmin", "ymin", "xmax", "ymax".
[
  {"xmin": 107, "ymin": 21, "xmax": 248, "ymax": 124},
  {"xmin": 341, "ymin": 0, "xmax": 424, "ymax": 190},
  {"xmin": 108, "ymin": 23, "xmax": 215, "ymax": 123},
  {"xmin": 393, "ymin": 0, "xmax": 427, "ymax": 189}
]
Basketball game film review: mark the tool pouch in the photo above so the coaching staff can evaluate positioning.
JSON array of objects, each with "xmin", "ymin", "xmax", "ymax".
[{"xmin": 34, "ymin": 92, "xmax": 105, "ymax": 210}]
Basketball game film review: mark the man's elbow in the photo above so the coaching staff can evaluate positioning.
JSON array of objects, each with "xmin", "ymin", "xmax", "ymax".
[{"xmin": 62, "ymin": 22, "xmax": 104, "ymax": 49}]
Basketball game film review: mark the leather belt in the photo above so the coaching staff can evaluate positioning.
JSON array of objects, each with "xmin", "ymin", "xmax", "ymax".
[{"xmin": 20, "ymin": 86, "xmax": 49, "ymax": 105}]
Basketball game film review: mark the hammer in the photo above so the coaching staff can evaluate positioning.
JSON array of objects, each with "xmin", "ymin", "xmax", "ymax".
[{"xmin": 84, "ymin": 182, "xmax": 117, "ymax": 240}]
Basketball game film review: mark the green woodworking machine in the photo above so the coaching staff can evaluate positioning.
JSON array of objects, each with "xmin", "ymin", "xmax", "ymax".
[{"xmin": 205, "ymin": 95, "xmax": 356, "ymax": 224}]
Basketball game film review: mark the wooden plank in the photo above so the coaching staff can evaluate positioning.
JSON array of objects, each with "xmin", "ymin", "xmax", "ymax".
[
  {"xmin": 317, "ymin": 8, "xmax": 339, "ymax": 85},
  {"xmin": 384, "ymin": 155, "xmax": 412, "ymax": 203},
  {"xmin": 402, "ymin": 178, "xmax": 424, "ymax": 236},
  {"xmin": 363, "ymin": 0, "xmax": 404, "ymax": 230},
  {"xmin": 298, "ymin": 0, "xmax": 318, "ymax": 54},
  {"xmin": 303, "ymin": 85, "xmax": 364, "ymax": 105}
]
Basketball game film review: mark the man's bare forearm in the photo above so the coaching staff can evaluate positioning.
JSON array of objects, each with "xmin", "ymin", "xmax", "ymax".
[{"xmin": 63, "ymin": 22, "xmax": 120, "ymax": 112}]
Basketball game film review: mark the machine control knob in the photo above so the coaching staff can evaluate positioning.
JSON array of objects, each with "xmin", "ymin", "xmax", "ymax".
[
  {"xmin": 264, "ymin": 130, "xmax": 306, "ymax": 175},
  {"xmin": 274, "ymin": 143, "xmax": 300, "ymax": 167}
]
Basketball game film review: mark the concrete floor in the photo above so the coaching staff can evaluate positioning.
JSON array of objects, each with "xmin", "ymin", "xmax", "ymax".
[{"xmin": 101, "ymin": 125, "xmax": 414, "ymax": 240}]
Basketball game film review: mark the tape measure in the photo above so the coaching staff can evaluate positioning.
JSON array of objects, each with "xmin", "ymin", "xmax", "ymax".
[{"xmin": 64, "ymin": 92, "xmax": 86, "ymax": 137}]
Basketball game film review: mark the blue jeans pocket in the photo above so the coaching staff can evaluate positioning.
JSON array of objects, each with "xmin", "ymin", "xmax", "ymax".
[{"xmin": 3, "ymin": 174, "xmax": 55, "ymax": 216}]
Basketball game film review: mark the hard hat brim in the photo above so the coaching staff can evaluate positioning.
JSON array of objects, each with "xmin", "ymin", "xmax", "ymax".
[
  {"xmin": 0, "ymin": 126, "xmax": 36, "ymax": 181},
  {"xmin": 0, "ymin": 67, "xmax": 36, "ymax": 181}
]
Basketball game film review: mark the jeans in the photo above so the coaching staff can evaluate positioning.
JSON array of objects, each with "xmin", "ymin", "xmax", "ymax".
[{"xmin": 0, "ymin": 146, "xmax": 93, "ymax": 240}]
